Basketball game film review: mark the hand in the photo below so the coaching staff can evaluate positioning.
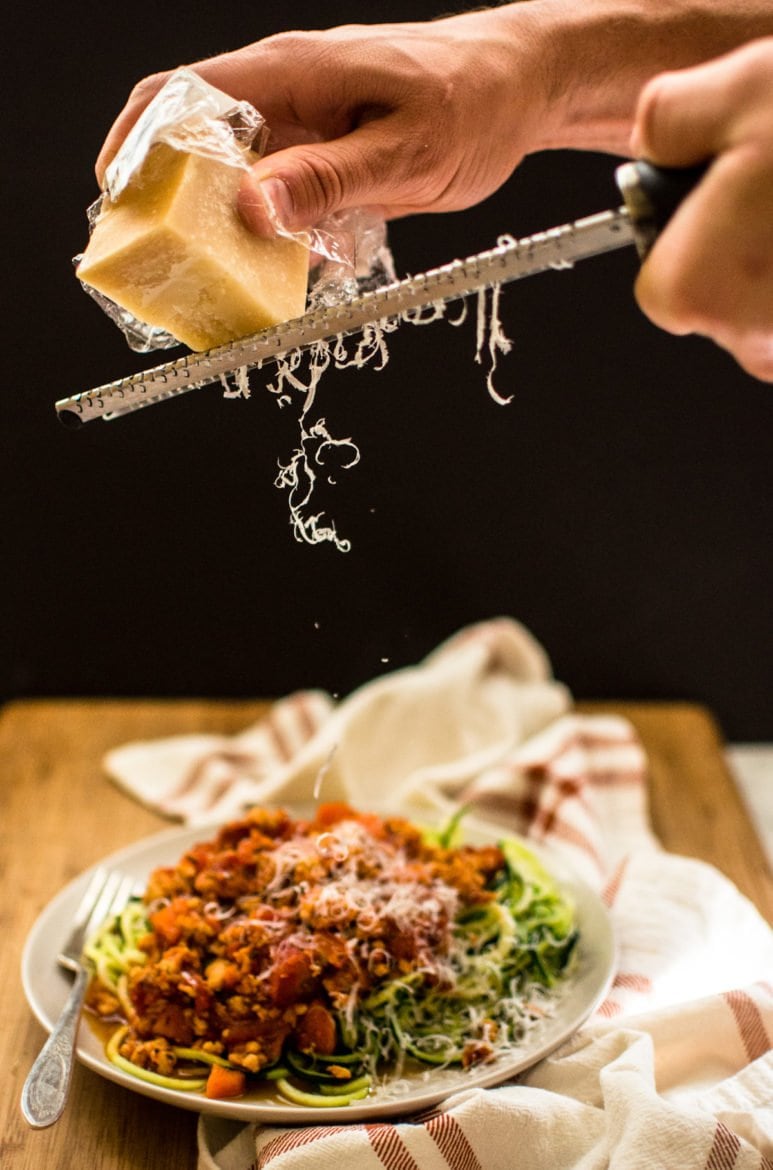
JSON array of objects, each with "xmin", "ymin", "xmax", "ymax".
[
  {"xmin": 95, "ymin": 10, "xmax": 557, "ymax": 233},
  {"xmin": 95, "ymin": 2, "xmax": 773, "ymax": 242},
  {"xmin": 631, "ymin": 38, "xmax": 773, "ymax": 382}
]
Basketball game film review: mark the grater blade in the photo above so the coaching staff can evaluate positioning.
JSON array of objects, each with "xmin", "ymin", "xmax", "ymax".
[{"xmin": 55, "ymin": 206, "xmax": 635, "ymax": 427}]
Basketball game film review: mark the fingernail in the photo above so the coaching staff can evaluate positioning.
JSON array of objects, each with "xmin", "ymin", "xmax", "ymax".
[{"xmin": 258, "ymin": 176, "xmax": 294, "ymax": 233}]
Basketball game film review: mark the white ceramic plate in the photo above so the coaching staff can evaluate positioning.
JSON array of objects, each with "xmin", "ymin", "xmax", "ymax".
[{"xmin": 21, "ymin": 814, "xmax": 616, "ymax": 1122}]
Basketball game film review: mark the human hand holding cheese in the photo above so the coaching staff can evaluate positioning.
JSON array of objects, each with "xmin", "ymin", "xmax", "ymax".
[
  {"xmin": 76, "ymin": 70, "xmax": 311, "ymax": 352},
  {"xmin": 96, "ymin": 10, "xmax": 550, "ymax": 235},
  {"xmin": 86, "ymin": 2, "xmax": 773, "ymax": 373},
  {"xmin": 96, "ymin": 2, "xmax": 771, "ymax": 233}
]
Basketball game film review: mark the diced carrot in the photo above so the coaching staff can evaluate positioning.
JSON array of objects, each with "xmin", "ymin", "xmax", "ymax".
[
  {"xmin": 295, "ymin": 1001, "xmax": 337, "ymax": 1055},
  {"xmin": 313, "ymin": 802, "xmax": 356, "ymax": 828},
  {"xmin": 354, "ymin": 812, "xmax": 385, "ymax": 837},
  {"xmin": 149, "ymin": 903, "xmax": 182, "ymax": 945},
  {"xmin": 270, "ymin": 948, "xmax": 317, "ymax": 1007},
  {"xmin": 205, "ymin": 1064, "xmax": 247, "ymax": 1100}
]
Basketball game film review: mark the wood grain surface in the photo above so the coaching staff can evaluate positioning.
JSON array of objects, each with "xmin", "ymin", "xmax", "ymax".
[{"xmin": 2, "ymin": 698, "xmax": 771, "ymax": 1170}]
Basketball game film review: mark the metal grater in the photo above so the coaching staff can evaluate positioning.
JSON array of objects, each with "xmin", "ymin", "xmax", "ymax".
[{"xmin": 54, "ymin": 160, "xmax": 703, "ymax": 427}]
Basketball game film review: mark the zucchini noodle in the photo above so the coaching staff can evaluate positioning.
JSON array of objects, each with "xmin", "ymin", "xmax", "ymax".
[
  {"xmin": 85, "ymin": 898, "xmax": 148, "ymax": 987},
  {"xmin": 84, "ymin": 805, "xmax": 578, "ymax": 1106}
]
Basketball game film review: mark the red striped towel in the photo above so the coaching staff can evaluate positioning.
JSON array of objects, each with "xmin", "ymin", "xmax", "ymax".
[
  {"xmin": 198, "ymin": 978, "xmax": 772, "ymax": 1170},
  {"xmin": 101, "ymin": 618, "xmax": 773, "ymax": 1169}
]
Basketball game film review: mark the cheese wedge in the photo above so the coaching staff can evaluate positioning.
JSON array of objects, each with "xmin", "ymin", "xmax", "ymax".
[{"xmin": 76, "ymin": 142, "xmax": 309, "ymax": 351}]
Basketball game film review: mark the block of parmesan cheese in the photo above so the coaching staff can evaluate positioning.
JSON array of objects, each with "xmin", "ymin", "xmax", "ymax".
[{"xmin": 76, "ymin": 142, "xmax": 309, "ymax": 351}]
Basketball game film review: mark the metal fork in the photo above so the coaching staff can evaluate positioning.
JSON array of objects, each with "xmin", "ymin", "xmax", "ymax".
[{"xmin": 21, "ymin": 867, "xmax": 136, "ymax": 1128}]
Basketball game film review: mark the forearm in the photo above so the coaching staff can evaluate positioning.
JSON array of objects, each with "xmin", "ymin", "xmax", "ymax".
[{"xmin": 486, "ymin": 0, "xmax": 773, "ymax": 155}]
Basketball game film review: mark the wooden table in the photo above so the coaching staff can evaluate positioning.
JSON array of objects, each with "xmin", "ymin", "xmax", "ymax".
[{"xmin": 2, "ymin": 698, "xmax": 771, "ymax": 1170}]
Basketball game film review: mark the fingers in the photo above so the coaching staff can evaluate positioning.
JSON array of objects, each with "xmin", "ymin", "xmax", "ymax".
[
  {"xmin": 239, "ymin": 138, "xmax": 384, "ymax": 236},
  {"xmin": 96, "ymin": 71, "xmax": 173, "ymax": 184},
  {"xmin": 238, "ymin": 115, "xmax": 453, "ymax": 234},
  {"xmin": 92, "ymin": 16, "xmax": 528, "ymax": 219},
  {"xmin": 94, "ymin": 37, "xmax": 288, "ymax": 184},
  {"xmin": 718, "ymin": 331, "xmax": 773, "ymax": 383},
  {"xmin": 631, "ymin": 65, "xmax": 728, "ymax": 166},
  {"xmin": 630, "ymin": 38, "xmax": 773, "ymax": 383},
  {"xmin": 239, "ymin": 141, "xmax": 370, "ymax": 236},
  {"xmin": 634, "ymin": 145, "xmax": 773, "ymax": 327},
  {"xmin": 96, "ymin": 52, "xmax": 447, "ymax": 231},
  {"xmin": 630, "ymin": 36, "xmax": 773, "ymax": 164}
]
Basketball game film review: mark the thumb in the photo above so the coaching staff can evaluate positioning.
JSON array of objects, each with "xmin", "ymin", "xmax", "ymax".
[{"xmin": 237, "ymin": 119, "xmax": 419, "ymax": 235}]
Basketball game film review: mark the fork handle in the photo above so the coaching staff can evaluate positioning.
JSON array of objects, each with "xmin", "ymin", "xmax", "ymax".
[{"xmin": 21, "ymin": 966, "xmax": 89, "ymax": 1128}]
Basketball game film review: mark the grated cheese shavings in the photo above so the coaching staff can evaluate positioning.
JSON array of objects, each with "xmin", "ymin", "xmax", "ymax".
[
  {"xmin": 223, "ymin": 281, "xmax": 516, "ymax": 549},
  {"xmin": 220, "ymin": 364, "xmax": 252, "ymax": 399},
  {"xmin": 474, "ymin": 284, "xmax": 513, "ymax": 406}
]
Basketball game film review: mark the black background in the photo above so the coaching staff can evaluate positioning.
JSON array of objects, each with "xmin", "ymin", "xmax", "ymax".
[{"xmin": 3, "ymin": 1, "xmax": 771, "ymax": 738}]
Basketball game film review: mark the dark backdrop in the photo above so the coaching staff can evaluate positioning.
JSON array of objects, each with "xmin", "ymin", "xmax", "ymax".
[{"xmin": 3, "ymin": 1, "xmax": 771, "ymax": 739}]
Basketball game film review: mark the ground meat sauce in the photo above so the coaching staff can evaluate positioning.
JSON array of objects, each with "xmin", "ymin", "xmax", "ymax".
[{"xmin": 86, "ymin": 803, "xmax": 505, "ymax": 1077}]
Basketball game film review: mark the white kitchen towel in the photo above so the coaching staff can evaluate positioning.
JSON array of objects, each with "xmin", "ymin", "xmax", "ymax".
[
  {"xmin": 194, "ymin": 856, "xmax": 773, "ymax": 1170},
  {"xmin": 198, "ymin": 983, "xmax": 773, "ymax": 1170},
  {"xmin": 103, "ymin": 617, "xmax": 571, "ymax": 824},
  {"xmin": 102, "ymin": 617, "xmax": 773, "ymax": 1170}
]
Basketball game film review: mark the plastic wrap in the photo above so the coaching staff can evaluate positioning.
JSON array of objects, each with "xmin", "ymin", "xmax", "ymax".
[{"xmin": 76, "ymin": 67, "xmax": 394, "ymax": 352}]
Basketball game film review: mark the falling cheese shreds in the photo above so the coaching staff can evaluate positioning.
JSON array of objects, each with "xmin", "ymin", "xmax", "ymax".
[
  {"xmin": 224, "ymin": 283, "xmax": 516, "ymax": 549},
  {"xmin": 474, "ymin": 284, "xmax": 513, "ymax": 406},
  {"xmin": 274, "ymin": 414, "xmax": 360, "ymax": 553},
  {"xmin": 446, "ymin": 299, "xmax": 469, "ymax": 327},
  {"xmin": 401, "ymin": 300, "xmax": 448, "ymax": 326},
  {"xmin": 220, "ymin": 364, "xmax": 252, "ymax": 399}
]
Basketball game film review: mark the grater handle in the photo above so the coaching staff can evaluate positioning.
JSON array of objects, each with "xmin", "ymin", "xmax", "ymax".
[{"xmin": 615, "ymin": 159, "xmax": 708, "ymax": 259}]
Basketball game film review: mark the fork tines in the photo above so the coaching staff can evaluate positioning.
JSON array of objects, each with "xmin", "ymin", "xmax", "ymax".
[{"xmin": 59, "ymin": 868, "xmax": 136, "ymax": 968}]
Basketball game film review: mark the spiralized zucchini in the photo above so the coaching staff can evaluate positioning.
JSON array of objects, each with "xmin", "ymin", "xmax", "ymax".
[
  {"xmin": 84, "ymin": 898, "xmax": 149, "ymax": 990},
  {"xmin": 350, "ymin": 833, "xmax": 579, "ymax": 1071},
  {"xmin": 106, "ymin": 1026, "xmax": 208, "ymax": 1092}
]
